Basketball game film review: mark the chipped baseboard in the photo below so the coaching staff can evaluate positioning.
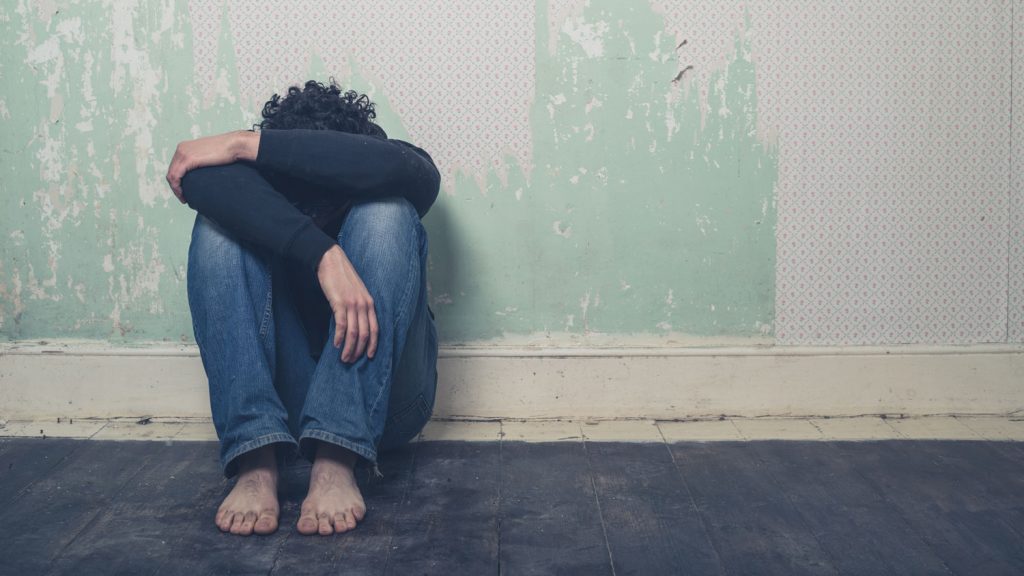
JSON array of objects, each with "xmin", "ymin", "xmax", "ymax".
[{"xmin": 1, "ymin": 341, "xmax": 1022, "ymax": 420}]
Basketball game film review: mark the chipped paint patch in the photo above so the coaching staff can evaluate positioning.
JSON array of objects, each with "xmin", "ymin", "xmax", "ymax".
[{"xmin": 552, "ymin": 220, "xmax": 572, "ymax": 238}]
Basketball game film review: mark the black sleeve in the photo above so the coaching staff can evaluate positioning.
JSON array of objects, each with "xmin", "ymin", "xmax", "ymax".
[
  {"xmin": 181, "ymin": 162, "xmax": 337, "ymax": 275},
  {"xmin": 254, "ymin": 129, "xmax": 441, "ymax": 218}
]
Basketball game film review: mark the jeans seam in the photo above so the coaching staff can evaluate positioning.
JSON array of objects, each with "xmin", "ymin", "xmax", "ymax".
[
  {"xmin": 257, "ymin": 268, "xmax": 273, "ymax": 341},
  {"xmin": 221, "ymin": 432, "xmax": 297, "ymax": 477},
  {"xmin": 300, "ymin": 429, "xmax": 378, "ymax": 465},
  {"xmin": 365, "ymin": 219, "xmax": 423, "ymax": 429}
]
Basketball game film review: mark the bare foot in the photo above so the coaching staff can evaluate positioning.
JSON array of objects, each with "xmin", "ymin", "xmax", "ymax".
[
  {"xmin": 215, "ymin": 445, "xmax": 279, "ymax": 536},
  {"xmin": 297, "ymin": 442, "xmax": 367, "ymax": 535}
]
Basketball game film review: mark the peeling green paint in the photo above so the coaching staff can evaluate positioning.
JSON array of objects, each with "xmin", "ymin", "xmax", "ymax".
[
  {"xmin": 0, "ymin": 0, "xmax": 776, "ymax": 346},
  {"xmin": 423, "ymin": 0, "xmax": 777, "ymax": 342}
]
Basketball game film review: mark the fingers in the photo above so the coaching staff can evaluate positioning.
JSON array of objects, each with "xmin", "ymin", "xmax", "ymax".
[
  {"xmin": 333, "ymin": 308, "xmax": 346, "ymax": 349},
  {"xmin": 367, "ymin": 300, "xmax": 379, "ymax": 359},
  {"xmin": 340, "ymin": 307, "xmax": 358, "ymax": 362},
  {"xmin": 353, "ymin": 305, "xmax": 369, "ymax": 360},
  {"xmin": 334, "ymin": 298, "xmax": 376, "ymax": 363},
  {"xmin": 165, "ymin": 148, "xmax": 187, "ymax": 204}
]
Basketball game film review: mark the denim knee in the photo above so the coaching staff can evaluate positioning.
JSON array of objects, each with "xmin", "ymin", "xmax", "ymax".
[
  {"xmin": 340, "ymin": 196, "xmax": 422, "ymax": 246},
  {"xmin": 189, "ymin": 213, "xmax": 239, "ymax": 270},
  {"xmin": 186, "ymin": 213, "xmax": 274, "ymax": 344}
]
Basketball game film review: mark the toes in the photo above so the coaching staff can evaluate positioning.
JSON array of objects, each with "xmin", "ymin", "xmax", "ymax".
[
  {"xmin": 217, "ymin": 511, "xmax": 234, "ymax": 532},
  {"xmin": 238, "ymin": 511, "xmax": 257, "ymax": 535},
  {"xmin": 229, "ymin": 512, "xmax": 246, "ymax": 535},
  {"xmin": 344, "ymin": 510, "xmax": 357, "ymax": 530},
  {"xmin": 333, "ymin": 513, "xmax": 348, "ymax": 533},
  {"xmin": 352, "ymin": 505, "xmax": 366, "ymax": 522},
  {"xmin": 297, "ymin": 513, "xmax": 319, "ymax": 535},
  {"xmin": 254, "ymin": 511, "xmax": 278, "ymax": 535},
  {"xmin": 318, "ymin": 513, "xmax": 333, "ymax": 535}
]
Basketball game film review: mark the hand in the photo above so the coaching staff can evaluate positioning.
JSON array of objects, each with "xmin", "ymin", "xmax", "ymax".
[
  {"xmin": 316, "ymin": 245, "xmax": 379, "ymax": 363},
  {"xmin": 165, "ymin": 130, "xmax": 258, "ymax": 203}
]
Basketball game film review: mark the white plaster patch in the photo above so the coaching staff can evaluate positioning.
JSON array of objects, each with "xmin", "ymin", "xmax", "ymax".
[
  {"xmin": 25, "ymin": 35, "xmax": 61, "ymax": 66},
  {"xmin": 546, "ymin": 0, "xmax": 589, "ymax": 55},
  {"xmin": 562, "ymin": 16, "xmax": 609, "ymax": 58},
  {"xmin": 35, "ymin": 131, "xmax": 64, "ymax": 183},
  {"xmin": 583, "ymin": 122, "xmax": 595, "ymax": 141},
  {"xmin": 695, "ymin": 214, "xmax": 711, "ymax": 236},
  {"xmin": 579, "ymin": 290, "xmax": 591, "ymax": 329},
  {"xmin": 108, "ymin": 2, "xmax": 171, "ymax": 207},
  {"xmin": 55, "ymin": 16, "xmax": 82, "ymax": 42}
]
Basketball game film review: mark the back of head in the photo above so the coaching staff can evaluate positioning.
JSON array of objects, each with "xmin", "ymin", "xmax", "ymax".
[{"xmin": 254, "ymin": 77, "xmax": 387, "ymax": 138}]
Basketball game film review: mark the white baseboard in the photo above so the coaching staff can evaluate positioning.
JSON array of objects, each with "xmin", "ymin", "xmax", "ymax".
[{"xmin": 2, "ymin": 341, "xmax": 1022, "ymax": 420}]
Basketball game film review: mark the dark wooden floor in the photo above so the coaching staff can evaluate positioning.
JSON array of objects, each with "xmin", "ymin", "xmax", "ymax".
[{"xmin": 1, "ymin": 438, "xmax": 1023, "ymax": 575}]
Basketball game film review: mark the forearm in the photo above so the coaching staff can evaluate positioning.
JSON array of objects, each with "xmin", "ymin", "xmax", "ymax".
[
  {"xmin": 181, "ymin": 162, "xmax": 336, "ymax": 275},
  {"xmin": 233, "ymin": 129, "xmax": 260, "ymax": 163},
  {"xmin": 253, "ymin": 129, "xmax": 441, "ymax": 217}
]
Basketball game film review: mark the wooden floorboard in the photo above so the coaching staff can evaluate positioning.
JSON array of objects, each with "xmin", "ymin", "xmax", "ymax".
[
  {"xmin": 48, "ymin": 442, "xmax": 220, "ymax": 576},
  {"xmin": 912, "ymin": 441, "xmax": 1024, "ymax": 537},
  {"xmin": 0, "ymin": 440, "xmax": 156, "ymax": 576},
  {"xmin": 382, "ymin": 441, "xmax": 501, "ymax": 575},
  {"xmin": 747, "ymin": 441, "xmax": 951, "ymax": 575},
  {"xmin": 499, "ymin": 441, "xmax": 611, "ymax": 575},
  {"xmin": 0, "ymin": 438, "xmax": 82, "ymax": 509},
  {"xmin": 667, "ymin": 441, "xmax": 840, "ymax": 575},
  {"xmin": 587, "ymin": 441, "xmax": 722, "ymax": 575},
  {"xmin": 2, "ymin": 437, "xmax": 1024, "ymax": 575},
  {"xmin": 833, "ymin": 440, "xmax": 1024, "ymax": 576}
]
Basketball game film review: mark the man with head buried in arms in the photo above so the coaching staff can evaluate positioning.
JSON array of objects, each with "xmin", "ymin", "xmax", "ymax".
[{"xmin": 165, "ymin": 78, "xmax": 440, "ymax": 536}]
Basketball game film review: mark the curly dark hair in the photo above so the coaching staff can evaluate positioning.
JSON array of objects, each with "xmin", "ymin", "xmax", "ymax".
[{"xmin": 253, "ymin": 77, "xmax": 386, "ymax": 138}]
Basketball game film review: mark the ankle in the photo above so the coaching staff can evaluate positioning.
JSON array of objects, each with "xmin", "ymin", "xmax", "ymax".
[
  {"xmin": 314, "ymin": 441, "xmax": 359, "ymax": 470},
  {"xmin": 237, "ymin": 445, "xmax": 279, "ymax": 476}
]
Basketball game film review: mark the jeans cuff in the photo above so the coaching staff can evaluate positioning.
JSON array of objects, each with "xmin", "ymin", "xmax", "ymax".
[
  {"xmin": 222, "ymin": 432, "xmax": 299, "ymax": 479},
  {"xmin": 299, "ymin": 429, "xmax": 378, "ymax": 467}
]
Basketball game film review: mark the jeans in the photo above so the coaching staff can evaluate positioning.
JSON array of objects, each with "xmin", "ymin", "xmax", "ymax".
[{"xmin": 186, "ymin": 196, "xmax": 438, "ymax": 479}]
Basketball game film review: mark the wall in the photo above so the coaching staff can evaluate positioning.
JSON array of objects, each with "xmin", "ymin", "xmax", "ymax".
[{"xmin": 0, "ymin": 0, "xmax": 1020, "ymax": 349}]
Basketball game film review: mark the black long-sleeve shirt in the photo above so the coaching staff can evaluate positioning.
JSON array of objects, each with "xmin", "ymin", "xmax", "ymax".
[{"xmin": 180, "ymin": 128, "xmax": 441, "ymax": 359}]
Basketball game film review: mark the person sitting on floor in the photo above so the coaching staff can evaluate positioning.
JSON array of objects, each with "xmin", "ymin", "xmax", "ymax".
[{"xmin": 165, "ymin": 78, "xmax": 441, "ymax": 536}]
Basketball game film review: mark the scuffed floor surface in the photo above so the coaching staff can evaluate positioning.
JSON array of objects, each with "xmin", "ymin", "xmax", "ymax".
[{"xmin": 1, "ymin": 437, "xmax": 1023, "ymax": 575}]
